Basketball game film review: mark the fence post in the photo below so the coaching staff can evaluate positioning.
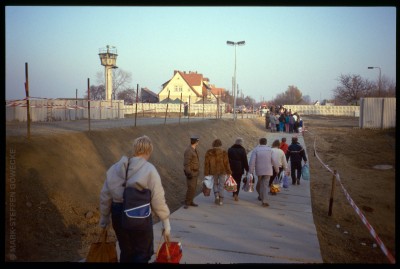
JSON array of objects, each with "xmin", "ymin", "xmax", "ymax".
[
  {"xmin": 164, "ymin": 90, "xmax": 170, "ymax": 125},
  {"xmin": 135, "ymin": 84, "xmax": 138, "ymax": 127},
  {"xmin": 188, "ymin": 96, "xmax": 191, "ymax": 122},
  {"xmin": 328, "ymin": 170, "xmax": 337, "ymax": 216},
  {"xmin": 87, "ymin": 78, "xmax": 91, "ymax": 132},
  {"xmin": 24, "ymin": 62, "xmax": 31, "ymax": 139},
  {"xmin": 179, "ymin": 92, "xmax": 182, "ymax": 124}
]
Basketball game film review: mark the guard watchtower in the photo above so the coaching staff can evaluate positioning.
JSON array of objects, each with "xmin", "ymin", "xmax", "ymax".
[{"xmin": 98, "ymin": 45, "xmax": 118, "ymax": 102}]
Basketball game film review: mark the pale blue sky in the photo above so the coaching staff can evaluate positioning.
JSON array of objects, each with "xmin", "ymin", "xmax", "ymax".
[{"xmin": 5, "ymin": 6, "xmax": 396, "ymax": 102}]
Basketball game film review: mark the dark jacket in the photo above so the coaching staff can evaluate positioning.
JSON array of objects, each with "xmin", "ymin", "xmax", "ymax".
[
  {"xmin": 228, "ymin": 144, "xmax": 249, "ymax": 175},
  {"xmin": 286, "ymin": 142, "xmax": 307, "ymax": 164}
]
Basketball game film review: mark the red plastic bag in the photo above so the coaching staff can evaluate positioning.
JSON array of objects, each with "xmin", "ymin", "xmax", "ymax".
[
  {"xmin": 224, "ymin": 175, "xmax": 237, "ymax": 192},
  {"xmin": 155, "ymin": 235, "xmax": 182, "ymax": 264}
]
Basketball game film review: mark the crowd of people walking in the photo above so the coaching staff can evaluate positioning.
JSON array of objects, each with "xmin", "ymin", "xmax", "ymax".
[
  {"xmin": 97, "ymin": 115, "xmax": 308, "ymax": 262},
  {"xmin": 265, "ymin": 105, "xmax": 303, "ymax": 133}
]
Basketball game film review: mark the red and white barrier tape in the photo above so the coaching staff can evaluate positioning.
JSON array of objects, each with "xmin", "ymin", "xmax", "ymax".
[
  {"xmin": 6, "ymin": 97, "xmax": 117, "ymax": 110},
  {"xmin": 306, "ymin": 129, "xmax": 395, "ymax": 264}
]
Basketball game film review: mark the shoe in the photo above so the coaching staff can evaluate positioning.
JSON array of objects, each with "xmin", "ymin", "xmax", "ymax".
[
  {"xmin": 262, "ymin": 202, "xmax": 269, "ymax": 207},
  {"xmin": 258, "ymin": 196, "xmax": 261, "ymax": 201},
  {"xmin": 297, "ymin": 179, "xmax": 300, "ymax": 185},
  {"xmin": 234, "ymin": 194, "xmax": 239, "ymax": 201},
  {"xmin": 214, "ymin": 197, "xmax": 220, "ymax": 205},
  {"xmin": 190, "ymin": 202, "xmax": 198, "ymax": 207},
  {"xmin": 219, "ymin": 198, "xmax": 223, "ymax": 206},
  {"xmin": 292, "ymin": 182, "xmax": 296, "ymax": 185},
  {"xmin": 184, "ymin": 205, "xmax": 189, "ymax": 209}
]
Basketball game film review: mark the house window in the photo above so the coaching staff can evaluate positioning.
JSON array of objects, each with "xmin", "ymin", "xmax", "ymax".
[{"xmin": 174, "ymin": 85, "xmax": 183, "ymax": 92}]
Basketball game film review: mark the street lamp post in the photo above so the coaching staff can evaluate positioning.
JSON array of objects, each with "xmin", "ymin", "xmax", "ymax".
[
  {"xmin": 368, "ymin": 66, "xmax": 381, "ymax": 97},
  {"xmin": 227, "ymin": 40, "xmax": 245, "ymax": 120}
]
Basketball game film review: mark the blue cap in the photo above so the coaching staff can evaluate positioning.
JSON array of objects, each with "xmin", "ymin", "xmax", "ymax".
[{"xmin": 190, "ymin": 135, "xmax": 200, "ymax": 141}]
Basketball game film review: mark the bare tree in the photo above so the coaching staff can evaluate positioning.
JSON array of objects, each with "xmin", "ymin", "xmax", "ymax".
[
  {"xmin": 117, "ymin": 88, "xmax": 136, "ymax": 104},
  {"xmin": 274, "ymin": 85, "xmax": 304, "ymax": 105},
  {"xmin": 96, "ymin": 68, "xmax": 133, "ymax": 99},
  {"xmin": 112, "ymin": 69, "xmax": 132, "ymax": 99},
  {"xmin": 333, "ymin": 74, "xmax": 373, "ymax": 105},
  {"xmin": 379, "ymin": 75, "xmax": 396, "ymax": 97},
  {"xmin": 84, "ymin": 85, "xmax": 105, "ymax": 100}
]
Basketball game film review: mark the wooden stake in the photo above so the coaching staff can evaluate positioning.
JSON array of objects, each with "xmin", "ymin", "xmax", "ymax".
[
  {"xmin": 328, "ymin": 170, "xmax": 337, "ymax": 216},
  {"xmin": 87, "ymin": 78, "xmax": 91, "ymax": 132},
  {"xmin": 24, "ymin": 62, "xmax": 31, "ymax": 139},
  {"xmin": 135, "ymin": 84, "xmax": 138, "ymax": 127}
]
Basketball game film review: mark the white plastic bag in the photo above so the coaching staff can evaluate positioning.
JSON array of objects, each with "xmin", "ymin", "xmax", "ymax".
[
  {"xmin": 203, "ymin": 175, "xmax": 214, "ymax": 189},
  {"xmin": 242, "ymin": 173, "xmax": 254, "ymax": 192}
]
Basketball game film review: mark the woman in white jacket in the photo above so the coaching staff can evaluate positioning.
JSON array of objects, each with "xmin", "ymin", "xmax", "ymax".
[
  {"xmin": 269, "ymin": 139, "xmax": 288, "ymax": 188},
  {"xmin": 99, "ymin": 135, "xmax": 171, "ymax": 263}
]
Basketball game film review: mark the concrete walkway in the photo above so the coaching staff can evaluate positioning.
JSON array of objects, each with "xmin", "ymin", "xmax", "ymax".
[{"xmin": 150, "ymin": 131, "xmax": 323, "ymax": 264}]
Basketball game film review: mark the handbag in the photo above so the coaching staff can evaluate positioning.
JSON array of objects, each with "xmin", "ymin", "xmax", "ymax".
[
  {"xmin": 282, "ymin": 173, "xmax": 290, "ymax": 188},
  {"xmin": 242, "ymin": 173, "xmax": 254, "ymax": 192},
  {"xmin": 202, "ymin": 175, "xmax": 214, "ymax": 196},
  {"xmin": 155, "ymin": 234, "xmax": 182, "ymax": 264},
  {"xmin": 122, "ymin": 184, "xmax": 152, "ymax": 231},
  {"xmin": 122, "ymin": 160, "xmax": 152, "ymax": 231},
  {"xmin": 202, "ymin": 182, "xmax": 211, "ymax": 196},
  {"xmin": 86, "ymin": 228, "xmax": 118, "ymax": 262},
  {"xmin": 224, "ymin": 175, "xmax": 237, "ymax": 192},
  {"xmin": 270, "ymin": 175, "xmax": 281, "ymax": 194},
  {"xmin": 301, "ymin": 163, "xmax": 310, "ymax": 181}
]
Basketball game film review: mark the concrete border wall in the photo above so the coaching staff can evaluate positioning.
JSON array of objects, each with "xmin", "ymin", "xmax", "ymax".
[
  {"xmin": 283, "ymin": 105, "xmax": 359, "ymax": 117},
  {"xmin": 6, "ymin": 100, "xmax": 124, "ymax": 122},
  {"xmin": 8, "ymin": 100, "xmax": 377, "ymax": 124},
  {"xmin": 359, "ymin": 97, "xmax": 396, "ymax": 129},
  {"xmin": 123, "ymin": 103, "xmax": 228, "ymax": 117}
]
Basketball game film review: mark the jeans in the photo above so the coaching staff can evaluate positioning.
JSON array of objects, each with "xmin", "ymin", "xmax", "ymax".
[
  {"xmin": 111, "ymin": 202, "xmax": 154, "ymax": 263},
  {"xmin": 213, "ymin": 174, "xmax": 227, "ymax": 198}
]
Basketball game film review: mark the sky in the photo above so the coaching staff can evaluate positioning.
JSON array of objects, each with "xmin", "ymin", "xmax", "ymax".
[{"xmin": 5, "ymin": 6, "xmax": 396, "ymax": 103}]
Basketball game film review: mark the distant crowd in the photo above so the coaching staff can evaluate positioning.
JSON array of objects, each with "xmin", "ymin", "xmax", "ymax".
[{"xmin": 265, "ymin": 105, "xmax": 303, "ymax": 133}]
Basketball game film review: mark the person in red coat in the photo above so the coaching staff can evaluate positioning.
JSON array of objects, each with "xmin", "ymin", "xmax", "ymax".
[{"xmin": 279, "ymin": 137, "xmax": 289, "ymax": 155}]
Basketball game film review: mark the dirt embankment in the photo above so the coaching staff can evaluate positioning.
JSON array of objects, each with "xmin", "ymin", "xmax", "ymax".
[{"xmin": 5, "ymin": 118, "xmax": 267, "ymax": 262}]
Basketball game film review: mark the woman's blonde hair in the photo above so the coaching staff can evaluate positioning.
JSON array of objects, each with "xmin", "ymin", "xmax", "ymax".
[{"xmin": 133, "ymin": 135, "xmax": 153, "ymax": 156}]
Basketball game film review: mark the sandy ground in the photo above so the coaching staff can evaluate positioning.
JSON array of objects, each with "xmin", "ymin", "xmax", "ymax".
[{"xmin": 5, "ymin": 115, "xmax": 396, "ymax": 263}]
